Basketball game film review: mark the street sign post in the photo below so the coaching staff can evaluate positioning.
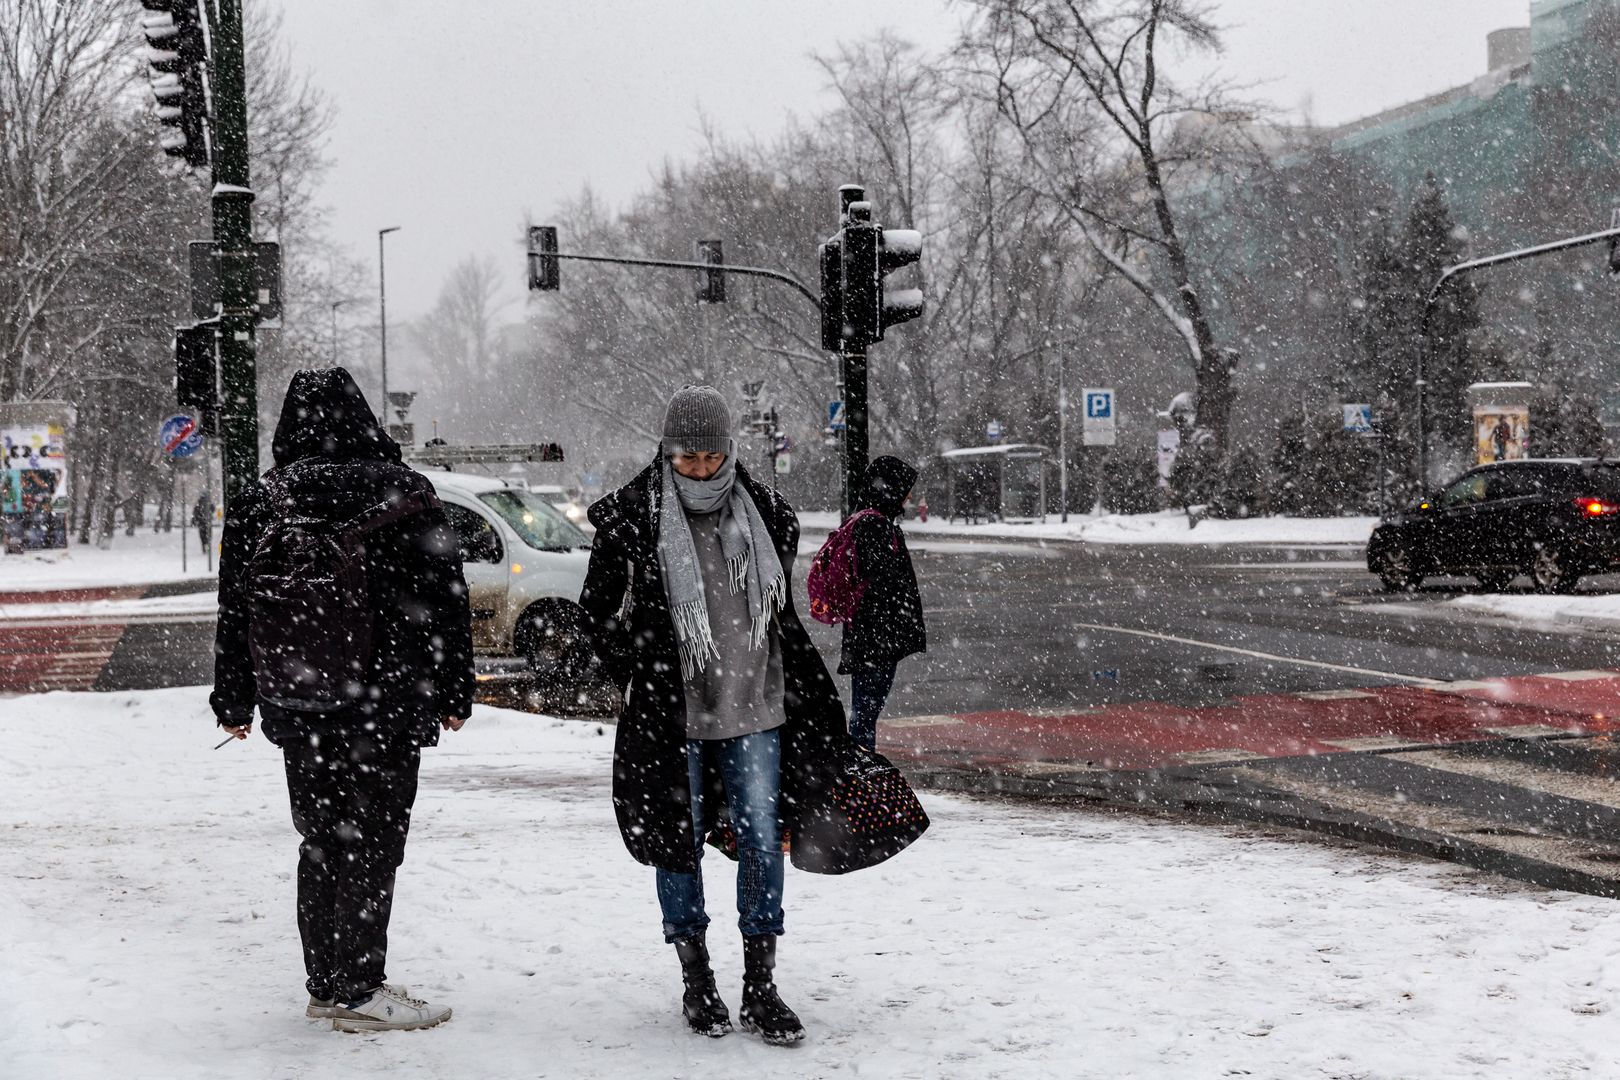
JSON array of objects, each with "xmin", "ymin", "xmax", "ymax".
[
  {"xmin": 160, "ymin": 414, "xmax": 204, "ymax": 459},
  {"xmin": 159, "ymin": 414, "xmax": 204, "ymax": 571},
  {"xmin": 1083, "ymin": 388, "xmax": 1117, "ymax": 446}
]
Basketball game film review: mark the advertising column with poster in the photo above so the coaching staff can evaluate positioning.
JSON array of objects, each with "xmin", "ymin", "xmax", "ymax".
[
  {"xmin": 1467, "ymin": 382, "xmax": 1533, "ymax": 466},
  {"xmin": 1, "ymin": 400, "xmax": 74, "ymax": 553}
]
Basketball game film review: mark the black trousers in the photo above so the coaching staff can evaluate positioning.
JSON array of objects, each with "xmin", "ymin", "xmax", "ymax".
[{"xmin": 282, "ymin": 725, "xmax": 421, "ymax": 1002}]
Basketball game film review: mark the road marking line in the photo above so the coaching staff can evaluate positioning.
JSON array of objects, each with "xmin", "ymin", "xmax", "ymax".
[
  {"xmin": 1022, "ymin": 706, "xmax": 1104, "ymax": 718},
  {"xmin": 1006, "ymin": 760, "xmax": 1103, "ymax": 776},
  {"xmin": 1541, "ymin": 670, "xmax": 1619, "ymax": 682},
  {"xmin": 1484, "ymin": 724, "xmax": 1579, "ymax": 739},
  {"xmin": 1175, "ymin": 748, "xmax": 1261, "ymax": 765},
  {"xmin": 1391, "ymin": 748, "xmax": 1620, "ymax": 812},
  {"xmin": 1428, "ymin": 680, "xmax": 1499, "ymax": 692},
  {"xmin": 886, "ymin": 715, "xmax": 963, "ymax": 729},
  {"xmin": 1323, "ymin": 736, "xmax": 1427, "ymax": 751},
  {"xmin": 1067, "ymin": 621, "xmax": 1448, "ymax": 688},
  {"xmin": 1295, "ymin": 689, "xmax": 1378, "ymax": 701}
]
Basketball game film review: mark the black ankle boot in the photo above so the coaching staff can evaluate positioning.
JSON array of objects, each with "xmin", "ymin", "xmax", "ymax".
[
  {"xmin": 674, "ymin": 932, "xmax": 732, "ymax": 1037},
  {"xmin": 738, "ymin": 934, "xmax": 804, "ymax": 1045}
]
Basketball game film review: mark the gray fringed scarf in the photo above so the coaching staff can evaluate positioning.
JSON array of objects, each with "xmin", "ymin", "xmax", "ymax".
[{"xmin": 657, "ymin": 454, "xmax": 786, "ymax": 680}]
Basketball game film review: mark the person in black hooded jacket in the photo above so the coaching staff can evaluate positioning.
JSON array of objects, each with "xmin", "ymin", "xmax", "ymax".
[
  {"xmin": 839, "ymin": 455, "xmax": 925, "ymax": 751},
  {"xmin": 211, "ymin": 367, "xmax": 473, "ymax": 1032}
]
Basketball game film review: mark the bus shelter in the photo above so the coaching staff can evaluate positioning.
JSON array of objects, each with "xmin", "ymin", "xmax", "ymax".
[{"xmin": 940, "ymin": 444, "xmax": 1049, "ymax": 523}]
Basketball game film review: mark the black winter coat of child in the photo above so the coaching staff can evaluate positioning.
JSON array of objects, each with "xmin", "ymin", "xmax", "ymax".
[
  {"xmin": 839, "ymin": 456, "xmax": 926, "ymax": 675},
  {"xmin": 210, "ymin": 368, "xmax": 474, "ymax": 747},
  {"xmin": 581, "ymin": 457, "xmax": 862, "ymax": 876}
]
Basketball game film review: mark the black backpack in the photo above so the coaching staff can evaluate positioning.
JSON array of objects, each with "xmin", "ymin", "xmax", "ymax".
[{"xmin": 246, "ymin": 484, "xmax": 441, "ymax": 713}]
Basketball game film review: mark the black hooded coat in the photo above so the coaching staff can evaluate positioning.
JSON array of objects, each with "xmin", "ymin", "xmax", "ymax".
[
  {"xmin": 581, "ymin": 457, "xmax": 863, "ymax": 875},
  {"xmin": 210, "ymin": 368, "xmax": 474, "ymax": 746},
  {"xmin": 839, "ymin": 456, "xmax": 926, "ymax": 675}
]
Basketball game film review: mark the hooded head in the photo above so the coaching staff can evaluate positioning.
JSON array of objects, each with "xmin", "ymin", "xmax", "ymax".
[
  {"xmin": 270, "ymin": 367, "xmax": 401, "ymax": 468},
  {"xmin": 858, "ymin": 455, "xmax": 918, "ymax": 518}
]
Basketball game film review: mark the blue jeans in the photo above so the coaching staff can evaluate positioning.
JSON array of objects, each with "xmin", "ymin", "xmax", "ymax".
[
  {"xmin": 849, "ymin": 665, "xmax": 898, "ymax": 751},
  {"xmin": 656, "ymin": 728, "xmax": 785, "ymax": 943}
]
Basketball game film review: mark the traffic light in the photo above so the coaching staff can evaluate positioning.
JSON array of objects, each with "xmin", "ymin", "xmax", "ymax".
[
  {"xmin": 818, "ymin": 234, "xmax": 843, "ymax": 350},
  {"xmin": 836, "ymin": 202, "xmax": 924, "ymax": 349},
  {"xmin": 174, "ymin": 323, "xmax": 217, "ymax": 432},
  {"xmin": 527, "ymin": 226, "xmax": 560, "ymax": 291},
  {"xmin": 140, "ymin": 1, "xmax": 210, "ymax": 169},
  {"xmin": 694, "ymin": 240, "xmax": 726, "ymax": 303}
]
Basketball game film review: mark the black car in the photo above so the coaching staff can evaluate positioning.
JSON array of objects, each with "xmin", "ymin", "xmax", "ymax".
[{"xmin": 1367, "ymin": 458, "xmax": 1620, "ymax": 593}]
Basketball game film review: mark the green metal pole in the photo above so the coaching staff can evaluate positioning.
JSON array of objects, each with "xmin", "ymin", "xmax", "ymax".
[{"xmin": 209, "ymin": 0, "xmax": 257, "ymax": 514}]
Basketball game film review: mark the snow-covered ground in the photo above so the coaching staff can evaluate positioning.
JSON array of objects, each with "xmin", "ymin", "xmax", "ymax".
[
  {"xmin": 1398, "ymin": 590, "xmax": 1620, "ymax": 638},
  {"xmin": 0, "ymin": 528, "xmax": 215, "ymax": 593},
  {"xmin": 4, "ymin": 687, "xmax": 1617, "ymax": 1079},
  {"xmin": 0, "ymin": 592, "xmax": 218, "ymax": 622},
  {"xmin": 799, "ymin": 510, "xmax": 1375, "ymax": 547}
]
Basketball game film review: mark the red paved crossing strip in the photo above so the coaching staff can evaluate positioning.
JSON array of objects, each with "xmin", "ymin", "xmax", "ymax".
[
  {"xmin": 0, "ymin": 585, "xmax": 205, "ymax": 693},
  {"xmin": 880, "ymin": 671, "xmax": 1620, "ymax": 774},
  {"xmin": 0, "ymin": 624, "xmax": 128, "ymax": 692}
]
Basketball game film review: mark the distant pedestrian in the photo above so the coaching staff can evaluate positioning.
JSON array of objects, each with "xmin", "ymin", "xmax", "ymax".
[
  {"xmin": 191, "ymin": 491, "xmax": 212, "ymax": 553},
  {"xmin": 580, "ymin": 384, "xmax": 867, "ymax": 1046},
  {"xmin": 840, "ymin": 456, "xmax": 926, "ymax": 752},
  {"xmin": 211, "ymin": 367, "xmax": 473, "ymax": 1033}
]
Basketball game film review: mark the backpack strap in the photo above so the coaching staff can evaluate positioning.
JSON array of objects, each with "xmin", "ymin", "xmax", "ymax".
[{"xmin": 337, "ymin": 489, "xmax": 443, "ymax": 547}]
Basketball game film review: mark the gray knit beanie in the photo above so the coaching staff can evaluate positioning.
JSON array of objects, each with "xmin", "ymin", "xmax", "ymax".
[{"xmin": 662, "ymin": 384, "xmax": 733, "ymax": 456}]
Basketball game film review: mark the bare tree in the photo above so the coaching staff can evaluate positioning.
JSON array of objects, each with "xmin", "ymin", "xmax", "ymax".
[{"xmin": 963, "ymin": 0, "xmax": 1263, "ymax": 450}]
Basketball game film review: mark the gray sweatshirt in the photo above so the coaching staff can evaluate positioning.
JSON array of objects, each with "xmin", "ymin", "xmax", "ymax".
[{"xmin": 680, "ymin": 508, "xmax": 786, "ymax": 741}]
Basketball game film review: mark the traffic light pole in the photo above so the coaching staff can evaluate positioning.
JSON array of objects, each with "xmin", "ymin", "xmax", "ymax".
[
  {"xmin": 841, "ymin": 346, "xmax": 867, "ymax": 519},
  {"xmin": 209, "ymin": 0, "xmax": 257, "ymax": 515},
  {"xmin": 1416, "ymin": 222, "xmax": 1620, "ymax": 490},
  {"xmin": 531, "ymin": 248, "xmax": 821, "ymax": 311}
]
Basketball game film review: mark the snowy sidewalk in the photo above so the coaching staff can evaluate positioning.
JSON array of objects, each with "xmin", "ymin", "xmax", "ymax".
[
  {"xmin": 2, "ymin": 687, "xmax": 1616, "ymax": 1078},
  {"xmin": 0, "ymin": 527, "xmax": 216, "ymax": 597},
  {"xmin": 798, "ymin": 509, "xmax": 1375, "ymax": 547}
]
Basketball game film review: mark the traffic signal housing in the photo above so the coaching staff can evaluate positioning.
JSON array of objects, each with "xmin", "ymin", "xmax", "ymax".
[
  {"xmin": 174, "ymin": 323, "xmax": 218, "ymax": 432},
  {"xmin": 527, "ymin": 226, "xmax": 560, "ymax": 291},
  {"xmin": 818, "ymin": 234, "xmax": 843, "ymax": 351},
  {"xmin": 835, "ymin": 202, "xmax": 924, "ymax": 349},
  {"xmin": 140, "ymin": 1, "xmax": 210, "ymax": 169},
  {"xmin": 694, "ymin": 239, "xmax": 726, "ymax": 303}
]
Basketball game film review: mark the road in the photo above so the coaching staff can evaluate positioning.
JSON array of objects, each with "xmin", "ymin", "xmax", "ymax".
[{"xmin": 814, "ymin": 536, "xmax": 1620, "ymax": 717}]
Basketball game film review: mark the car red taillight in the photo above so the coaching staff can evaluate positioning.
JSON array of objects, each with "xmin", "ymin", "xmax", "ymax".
[{"xmin": 1575, "ymin": 497, "xmax": 1620, "ymax": 517}]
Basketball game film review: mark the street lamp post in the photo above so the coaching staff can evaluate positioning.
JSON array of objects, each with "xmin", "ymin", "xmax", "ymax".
[
  {"xmin": 328, "ymin": 298, "xmax": 350, "ymax": 367},
  {"xmin": 378, "ymin": 226, "xmax": 401, "ymax": 413}
]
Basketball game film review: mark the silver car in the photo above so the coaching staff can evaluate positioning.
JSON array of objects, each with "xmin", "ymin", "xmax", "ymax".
[{"xmin": 425, "ymin": 470, "xmax": 592, "ymax": 692}]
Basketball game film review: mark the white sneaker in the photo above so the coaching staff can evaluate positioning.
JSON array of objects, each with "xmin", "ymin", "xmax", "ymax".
[
  {"xmin": 306, "ymin": 984, "xmax": 412, "ymax": 1019},
  {"xmin": 329, "ymin": 986, "xmax": 451, "ymax": 1033}
]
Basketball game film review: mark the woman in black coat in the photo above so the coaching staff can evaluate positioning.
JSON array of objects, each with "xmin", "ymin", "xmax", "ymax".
[
  {"xmin": 840, "ymin": 456, "xmax": 925, "ymax": 751},
  {"xmin": 579, "ymin": 386, "xmax": 851, "ymax": 1046}
]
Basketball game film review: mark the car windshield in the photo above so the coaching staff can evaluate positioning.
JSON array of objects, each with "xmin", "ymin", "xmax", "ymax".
[{"xmin": 479, "ymin": 489, "xmax": 589, "ymax": 551}]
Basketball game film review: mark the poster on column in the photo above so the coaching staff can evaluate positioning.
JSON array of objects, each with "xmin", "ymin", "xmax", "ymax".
[
  {"xmin": 1, "ymin": 419, "xmax": 69, "ymax": 515},
  {"xmin": 1473, "ymin": 406, "xmax": 1529, "ymax": 465}
]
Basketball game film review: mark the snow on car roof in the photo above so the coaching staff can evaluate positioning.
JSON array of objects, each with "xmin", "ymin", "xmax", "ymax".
[{"xmin": 422, "ymin": 470, "xmax": 511, "ymax": 494}]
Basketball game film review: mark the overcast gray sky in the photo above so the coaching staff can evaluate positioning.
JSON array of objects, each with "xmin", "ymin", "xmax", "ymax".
[{"xmin": 270, "ymin": 0, "xmax": 1532, "ymax": 321}]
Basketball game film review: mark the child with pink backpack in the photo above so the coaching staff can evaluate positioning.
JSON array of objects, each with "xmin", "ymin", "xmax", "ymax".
[{"xmin": 806, "ymin": 456, "xmax": 925, "ymax": 750}]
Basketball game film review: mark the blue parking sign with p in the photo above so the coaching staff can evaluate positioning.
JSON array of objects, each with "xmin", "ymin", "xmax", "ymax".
[{"xmin": 1085, "ymin": 390, "xmax": 1113, "ymax": 419}]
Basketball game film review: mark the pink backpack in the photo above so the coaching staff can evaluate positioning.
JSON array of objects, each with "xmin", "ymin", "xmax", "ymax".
[{"xmin": 806, "ymin": 509, "xmax": 891, "ymax": 625}]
